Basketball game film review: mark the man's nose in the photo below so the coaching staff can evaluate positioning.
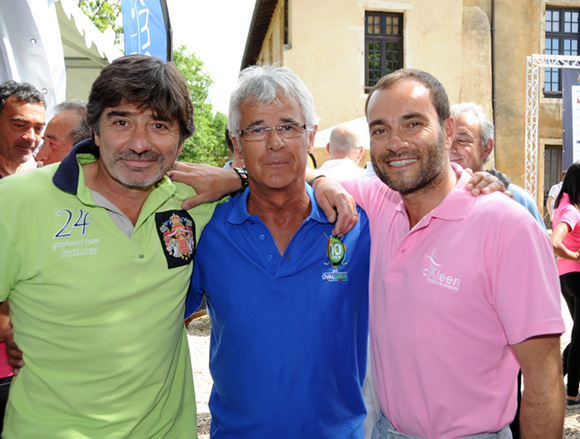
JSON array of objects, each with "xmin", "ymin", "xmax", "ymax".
[
  {"xmin": 22, "ymin": 127, "xmax": 40, "ymax": 145},
  {"xmin": 386, "ymin": 131, "xmax": 409, "ymax": 152},
  {"xmin": 265, "ymin": 128, "xmax": 285, "ymax": 151},
  {"xmin": 127, "ymin": 125, "xmax": 152, "ymax": 152}
]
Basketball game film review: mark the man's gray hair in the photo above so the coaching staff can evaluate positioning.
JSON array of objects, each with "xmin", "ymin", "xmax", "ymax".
[
  {"xmin": 53, "ymin": 99, "xmax": 86, "ymax": 116},
  {"xmin": 227, "ymin": 65, "xmax": 319, "ymax": 142},
  {"xmin": 53, "ymin": 99, "xmax": 91, "ymax": 145},
  {"xmin": 450, "ymin": 102, "xmax": 494, "ymax": 147}
]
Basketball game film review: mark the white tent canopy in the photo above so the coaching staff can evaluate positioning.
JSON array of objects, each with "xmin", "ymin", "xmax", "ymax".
[
  {"xmin": 0, "ymin": 0, "xmax": 121, "ymax": 113},
  {"xmin": 57, "ymin": 0, "xmax": 122, "ymax": 102}
]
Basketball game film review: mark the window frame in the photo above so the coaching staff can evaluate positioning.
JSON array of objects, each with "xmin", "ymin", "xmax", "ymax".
[
  {"xmin": 544, "ymin": 6, "xmax": 580, "ymax": 97},
  {"xmin": 364, "ymin": 11, "xmax": 404, "ymax": 93}
]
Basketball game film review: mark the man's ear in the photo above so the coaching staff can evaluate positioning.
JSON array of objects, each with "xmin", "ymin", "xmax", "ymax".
[
  {"xmin": 326, "ymin": 143, "xmax": 331, "ymax": 156},
  {"xmin": 443, "ymin": 117, "xmax": 455, "ymax": 151},
  {"xmin": 482, "ymin": 138, "xmax": 494, "ymax": 161},
  {"xmin": 176, "ymin": 140, "xmax": 184, "ymax": 157},
  {"xmin": 232, "ymin": 136, "xmax": 243, "ymax": 159},
  {"xmin": 307, "ymin": 125, "xmax": 318, "ymax": 155},
  {"xmin": 93, "ymin": 128, "xmax": 100, "ymax": 147}
]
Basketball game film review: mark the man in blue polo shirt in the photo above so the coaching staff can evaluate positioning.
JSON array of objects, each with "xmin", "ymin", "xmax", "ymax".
[{"xmin": 185, "ymin": 65, "xmax": 371, "ymax": 438}]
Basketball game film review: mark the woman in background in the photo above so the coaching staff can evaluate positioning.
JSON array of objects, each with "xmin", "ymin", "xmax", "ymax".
[{"xmin": 551, "ymin": 162, "xmax": 580, "ymax": 406}]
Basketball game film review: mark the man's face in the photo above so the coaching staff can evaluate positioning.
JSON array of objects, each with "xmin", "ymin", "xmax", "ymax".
[
  {"xmin": 0, "ymin": 96, "xmax": 45, "ymax": 165},
  {"xmin": 94, "ymin": 102, "xmax": 182, "ymax": 189},
  {"xmin": 232, "ymin": 96, "xmax": 315, "ymax": 191},
  {"xmin": 449, "ymin": 112, "xmax": 489, "ymax": 172},
  {"xmin": 367, "ymin": 79, "xmax": 452, "ymax": 195},
  {"xmin": 36, "ymin": 111, "xmax": 83, "ymax": 165}
]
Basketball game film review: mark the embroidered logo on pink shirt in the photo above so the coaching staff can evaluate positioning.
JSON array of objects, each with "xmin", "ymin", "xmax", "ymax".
[{"xmin": 423, "ymin": 250, "xmax": 461, "ymax": 291}]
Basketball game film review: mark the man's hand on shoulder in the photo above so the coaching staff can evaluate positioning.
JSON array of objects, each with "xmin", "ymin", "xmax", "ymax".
[
  {"xmin": 464, "ymin": 169, "xmax": 511, "ymax": 197},
  {"xmin": 312, "ymin": 176, "xmax": 359, "ymax": 237},
  {"xmin": 168, "ymin": 162, "xmax": 243, "ymax": 209}
]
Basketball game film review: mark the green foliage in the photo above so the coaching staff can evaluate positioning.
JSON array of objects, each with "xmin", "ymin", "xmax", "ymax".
[
  {"xmin": 77, "ymin": 0, "xmax": 123, "ymax": 45},
  {"xmin": 172, "ymin": 46, "xmax": 229, "ymax": 166},
  {"xmin": 77, "ymin": 2, "xmax": 230, "ymax": 165}
]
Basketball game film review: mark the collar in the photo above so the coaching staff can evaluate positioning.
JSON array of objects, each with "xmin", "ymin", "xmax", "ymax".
[
  {"xmin": 52, "ymin": 139, "xmax": 98, "ymax": 194},
  {"xmin": 51, "ymin": 139, "xmax": 176, "ymax": 204},
  {"xmin": 394, "ymin": 163, "xmax": 475, "ymax": 224},
  {"xmin": 227, "ymin": 183, "xmax": 331, "ymax": 226},
  {"xmin": 320, "ymin": 159, "xmax": 360, "ymax": 169}
]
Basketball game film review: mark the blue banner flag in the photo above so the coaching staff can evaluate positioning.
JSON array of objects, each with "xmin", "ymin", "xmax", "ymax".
[{"xmin": 121, "ymin": 0, "xmax": 172, "ymax": 62}]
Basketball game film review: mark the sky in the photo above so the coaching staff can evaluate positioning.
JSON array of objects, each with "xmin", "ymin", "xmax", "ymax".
[{"xmin": 166, "ymin": 0, "xmax": 257, "ymax": 115}]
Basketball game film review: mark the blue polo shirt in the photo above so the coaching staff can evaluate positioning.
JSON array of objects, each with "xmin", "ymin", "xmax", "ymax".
[{"xmin": 187, "ymin": 184, "xmax": 370, "ymax": 439}]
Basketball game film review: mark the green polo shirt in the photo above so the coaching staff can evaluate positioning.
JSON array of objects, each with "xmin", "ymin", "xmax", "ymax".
[{"xmin": 0, "ymin": 142, "xmax": 215, "ymax": 438}]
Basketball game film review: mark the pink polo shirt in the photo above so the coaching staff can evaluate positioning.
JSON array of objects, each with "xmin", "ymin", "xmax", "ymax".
[
  {"xmin": 342, "ymin": 168, "xmax": 564, "ymax": 439},
  {"xmin": 553, "ymin": 192, "xmax": 580, "ymax": 275}
]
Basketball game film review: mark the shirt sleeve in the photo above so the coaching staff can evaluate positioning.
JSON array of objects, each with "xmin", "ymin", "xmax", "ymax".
[
  {"xmin": 340, "ymin": 176, "xmax": 388, "ymax": 212},
  {"xmin": 556, "ymin": 204, "xmax": 580, "ymax": 232},
  {"xmin": 548, "ymin": 184, "xmax": 560, "ymax": 199},
  {"xmin": 493, "ymin": 218, "xmax": 565, "ymax": 345},
  {"xmin": 185, "ymin": 258, "xmax": 205, "ymax": 319}
]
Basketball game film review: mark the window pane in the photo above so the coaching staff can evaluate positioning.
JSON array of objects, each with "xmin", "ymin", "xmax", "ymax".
[
  {"xmin": 544, "ymin": 68, "xmax": 559, "ymax": 91},
  {"xmin": 563, "ymin": 38, "xmax": 579, "ymax": 55},
  {"xmin": 564, "ymin": 11, "xmax": 579, "ymax": 33},
  {"xmin": 565, "ymin": 11, "xmax": 572, "ymax": 33},
  {"xmin": 367, "ymin": 15, "xmax": 381, "ymax": 34}
]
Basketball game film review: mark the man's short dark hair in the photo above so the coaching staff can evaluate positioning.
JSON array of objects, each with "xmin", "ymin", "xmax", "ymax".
[
  {"xmin": 86, "ymin": 55, "xmax": 195, "ymax": 144},
  {"xmin": 0, "ymin": 80, "xmax": 46, "ymax": 115},
  {"xmin": 365, "ymin": 68, "xmax": 450, "ymax": 126}
]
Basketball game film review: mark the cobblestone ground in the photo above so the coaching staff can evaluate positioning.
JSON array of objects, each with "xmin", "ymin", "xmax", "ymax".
[
  {"xmin": 189, "ymin": 302, "xmax": 580, "ymax": 438},
  {"xmin": 187, "ymin": 317, "xmax": 212, "ymax": 439}
]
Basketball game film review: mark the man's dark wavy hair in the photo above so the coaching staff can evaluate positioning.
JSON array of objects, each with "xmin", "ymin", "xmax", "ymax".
[
  {"xmin": 0, "ymin": 80, "xmax": 46, "ymax": 115},
  {"xmin": 86, "ymin": 54, "xmax": 195, "ymax": 145}
]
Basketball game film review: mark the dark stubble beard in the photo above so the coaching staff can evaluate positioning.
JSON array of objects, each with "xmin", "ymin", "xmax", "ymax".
[{"xmin": 371, "ymin": 129, "xmax": 447, "ymax": 196}]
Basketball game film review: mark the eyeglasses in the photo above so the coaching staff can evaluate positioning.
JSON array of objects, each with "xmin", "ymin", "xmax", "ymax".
[{"xmin": 239, "ymin": 123, "xmax": 307, "ymax": 142}]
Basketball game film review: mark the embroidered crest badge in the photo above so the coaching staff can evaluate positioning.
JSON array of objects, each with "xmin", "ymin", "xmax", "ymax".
[{"xmin": 155, "ymin": 210, "xmax": 196, "ymax": 268}]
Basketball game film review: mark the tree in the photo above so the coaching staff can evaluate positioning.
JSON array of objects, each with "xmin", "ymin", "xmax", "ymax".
[
  {"xmin": 173, "ymin": 45, "xmax": 229, "ymax": 166},
  {"xmin": 77, "ymin": 1, "xmax": 230, "ymax": 165},
  {"xmin": 77, "ymin": 1, "xmax": 123, "ymax": 45}
]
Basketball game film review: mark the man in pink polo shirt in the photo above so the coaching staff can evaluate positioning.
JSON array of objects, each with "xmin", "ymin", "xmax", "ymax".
[{"xmin": 340, "ymin": 69, "xmax": 565, "ymax": 439}]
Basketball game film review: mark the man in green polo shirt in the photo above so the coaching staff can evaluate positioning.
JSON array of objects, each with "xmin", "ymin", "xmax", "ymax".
[{"xmin": 0, "ymin": 55, "xmax": 216, "ymax": 439}]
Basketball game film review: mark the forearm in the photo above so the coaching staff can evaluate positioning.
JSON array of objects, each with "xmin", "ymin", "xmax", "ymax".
[
  {"xmin": 520, "ymin": 377, "xmax": 564, "ymax": 439},
  {"xmin": 515, "ymin": 335, "xmax": 565, "ymax": 439},
  {"xmin": 169, "ymin": 163, "xmax": 246, "ymax": 209},
  {"xmin": 547, "ymin": 201, "xmax": 554, "ymax": 219},
  {"xmin": 305, "ymin": 166, "xmax": 323, "ymax": 182},
  {"xmin": 0, "ymin": 301, "xmax": 10, "ymax": 343},
  {"xmin": 553, "ymin": 243, "xmax": 580, "ymax": 261}
]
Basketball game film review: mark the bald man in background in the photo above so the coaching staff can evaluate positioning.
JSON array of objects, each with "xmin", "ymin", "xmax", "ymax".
[{"xmin": 319, "ymin": 123, "xmax": 366, "ymax": 179}]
